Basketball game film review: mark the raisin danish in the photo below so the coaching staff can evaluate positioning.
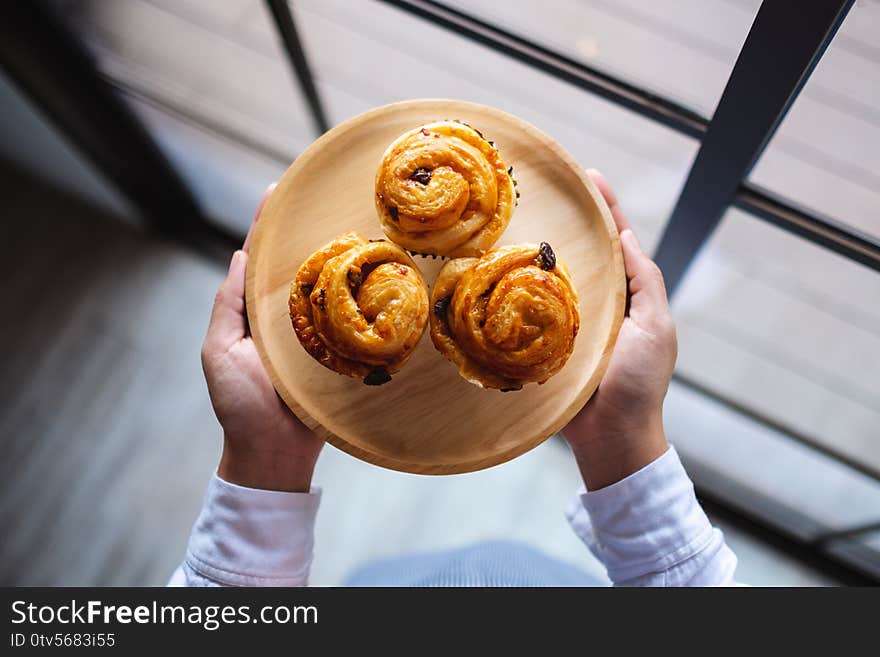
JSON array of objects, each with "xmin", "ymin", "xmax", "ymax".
[
  {"xmin": 289, "ymin": 232, "xmax": 429, "ymax": 385},
  {"xmin": 430, "ymin": 242, "xmax": 579, "ymax": 391},
  {"xmin": 375, "ymin": 121, "xmax": 517, "ymax": 257}
]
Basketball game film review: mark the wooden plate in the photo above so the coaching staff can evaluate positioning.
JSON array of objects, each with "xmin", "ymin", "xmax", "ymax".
[{"xmin": 246, "ymin": 99, "xmax": 625, "ymax": 474}]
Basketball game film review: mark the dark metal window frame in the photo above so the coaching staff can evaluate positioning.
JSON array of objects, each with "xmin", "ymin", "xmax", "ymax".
[{"xmin": 2, "ymin": 0, "xmax": 877, "ymax": 580}]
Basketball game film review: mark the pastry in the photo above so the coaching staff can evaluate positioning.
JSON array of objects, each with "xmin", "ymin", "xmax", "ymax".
[
  {"xmin": 430, "ymin": 242, "xmax": 579, "ymax": 390},
  {"xmin": 289, "ymin": 232, "xmax": 429, "ymax": 385},
  {"xmin": 375, "ymin": 120, "xmax": 517, "ymax": 257}
]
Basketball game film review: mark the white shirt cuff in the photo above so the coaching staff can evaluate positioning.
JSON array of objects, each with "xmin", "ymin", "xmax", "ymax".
[
  {"xmin": 183, "ymin": 474, "xmax": 321, "ymax": 587},
  {"xmin": 566, "ymin": 446, "xmax": 722, "ymax": 584}
]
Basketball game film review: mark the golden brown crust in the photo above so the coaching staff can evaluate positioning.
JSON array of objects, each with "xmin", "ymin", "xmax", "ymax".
[
  {"xmin": 429, "ymin": 243, "xmax": 579, "ymax": 390},
  {"xmin": 289, "ymin": 232, "xmax": 429, "ymax": 384},
  {"xmin": 375, "ymin": 121, "xmax": 516, "ymax": 257}
]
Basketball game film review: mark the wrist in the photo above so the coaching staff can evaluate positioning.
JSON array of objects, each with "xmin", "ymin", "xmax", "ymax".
[
  {"xmin": 566, "ymin": 409, "xmax": 669, "ymax": 491},
  {"xmin": 217, "ymin": 436, "xmax": 318, "ymax": 493}
]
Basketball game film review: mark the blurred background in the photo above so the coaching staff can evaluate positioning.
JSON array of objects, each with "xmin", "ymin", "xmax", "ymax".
[{"xmin": 0, "ymin": 0, "xmax": 878, "ymax": 586}]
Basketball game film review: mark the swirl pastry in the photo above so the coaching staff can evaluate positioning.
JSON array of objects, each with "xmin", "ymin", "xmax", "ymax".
[
  {"xmin": 375, "ymin": 121, "xmax": 517, "ymax": 257},
  {"xmin": 430, "ymin": 242, "xmax": 579, "ymax": 391},
  {"xmin": 289, "ymin": 232, "xmax": 429, "ymax": 385}
]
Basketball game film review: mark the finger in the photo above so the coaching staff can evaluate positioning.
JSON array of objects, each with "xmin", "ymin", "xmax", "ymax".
[
  {"xmin": 586, "ymin": 168, "xmax": 631, "ymax": 234},
  {"xmin": 243, "ymin": 182, "xmax": 277, "ymax": 254},
  {"xmin": 205, "ymin": 250, "xmax": 248, "ymax": 353},
  {"xmin": 619, "ymin": 229, "xmax": 669, "ymax": 325}
]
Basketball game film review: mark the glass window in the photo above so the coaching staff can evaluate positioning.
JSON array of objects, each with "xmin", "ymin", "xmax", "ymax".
[
  {"xmin": 0, "ymin": 70, "xmax": 133, "ymax": 221},
  {"xmin": 666, "ymin": 378, "xmax": 880, "ymax": 538},
  {"xmin": 289, "ymin": 0, "xmax": 699, "ymax": 251},
  {"xmin": 672, "ymin": 208, "xmax": 880, "ymax": 475},
  {"xmin": 59, "ymin": 0, "xmax": 313, "ymax": 231},
  {"xmin": 749, "ymin": 0, "xmax": 880, "ymax": 239},
  {"xmin": 126, "ymin": 96, "xmax": 286, "ymax": 233},
  {"xmin": 441, "ymin": 0, "xmax": 761, "ymax": 117},
  {"xmin": 63, "ymin": 0, "xmax": 317, "ymax": 154}
]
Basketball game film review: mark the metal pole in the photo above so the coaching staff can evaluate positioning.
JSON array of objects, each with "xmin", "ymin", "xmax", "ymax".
[
  {"xmin": 653, "ymin": 0, "xmax": 855, "ymax": 295},
  {"xmin": 264, "ymin": 0, "xmax": 331, "ymax": 135}
]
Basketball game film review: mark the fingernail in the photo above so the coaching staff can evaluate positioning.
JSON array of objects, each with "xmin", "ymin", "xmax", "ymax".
[{"xmin": 622, "ymin": 229, "xmax": 642, "ymax": 253}]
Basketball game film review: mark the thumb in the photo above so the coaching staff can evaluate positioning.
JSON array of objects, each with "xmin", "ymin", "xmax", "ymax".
[
  {"xmin": 204, "ymin": 250, "xmax": 248, "ymax": 354},
  {"xmin": 619, "ymin": 229, "xmax": 670, "ymax": 328}
]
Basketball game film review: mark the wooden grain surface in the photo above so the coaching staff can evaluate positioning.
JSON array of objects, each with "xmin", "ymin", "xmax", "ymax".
[{"xmin": 246, "ymin": 99, "xmax": 625, "ymax": 474}]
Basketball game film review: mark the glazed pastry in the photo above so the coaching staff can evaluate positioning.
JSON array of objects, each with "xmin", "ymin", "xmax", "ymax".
[
  {"xmin": 375, "ymin": 121, "xmax": 517, "ymax": 257},
  {"xmin": 289, "ymin": 232, "xmax": 429, "ymax": 385},
  {"xmin": 430, "ymin": 242, "xmax": 579, "ymax": 391}
]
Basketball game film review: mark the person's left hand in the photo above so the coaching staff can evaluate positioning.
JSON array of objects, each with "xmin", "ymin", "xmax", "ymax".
[{"xmin": 201, "ymin": 185, "xmax": 324, "ymax": 492}]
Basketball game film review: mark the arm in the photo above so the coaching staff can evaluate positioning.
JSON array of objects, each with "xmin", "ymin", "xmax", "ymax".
[
  {"xmin": 170, "ymin": 185, "xmax": 325, "ymax": 587},
  {"xmin": 561, "ymin": 170, "xmax": 738, "ymax": 586}
]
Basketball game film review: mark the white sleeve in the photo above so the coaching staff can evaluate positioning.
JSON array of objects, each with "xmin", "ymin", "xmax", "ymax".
[
  {"xmin": 566, "ymin": 446, "xmax": 739, "ymax": 586},
  {"xmin": 168, "ymin": 474, "xmax": 321, "ymax": 587}
]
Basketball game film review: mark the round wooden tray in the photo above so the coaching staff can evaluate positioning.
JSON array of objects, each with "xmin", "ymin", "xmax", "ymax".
[{"xmin": 246, "ymin": 99, "xmax": 625, "ymax": 474}]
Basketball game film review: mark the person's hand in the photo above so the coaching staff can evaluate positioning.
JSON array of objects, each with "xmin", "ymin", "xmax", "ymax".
[
  {"xmin": 562, "ymin": 170, "xmax": 677, "ymax": 490},
  {"xmin": 201, "ymin": 185, "xmax": 323, "ymax": 492}
]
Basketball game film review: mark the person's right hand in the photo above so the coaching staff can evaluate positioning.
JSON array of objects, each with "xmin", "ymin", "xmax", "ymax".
[{"xmin": 562, "ymin": 170, "xmax": 678, "ymax": 490}]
